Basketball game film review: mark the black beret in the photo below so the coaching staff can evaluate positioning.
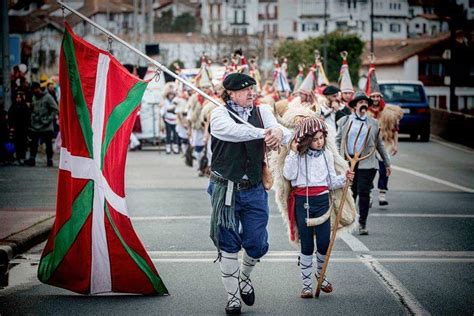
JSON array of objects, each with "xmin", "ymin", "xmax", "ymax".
[
  {"xmin": 223, "ymin": 73, "xmax": 256, "ymax": 91},
  {"xmin": 322, "ymin": 85, "xmax": 340, "ymax": 96}
]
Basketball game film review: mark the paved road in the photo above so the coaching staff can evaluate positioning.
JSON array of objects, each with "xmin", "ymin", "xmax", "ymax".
[{"xmin": 1, "ymin": 138, "xmax": 473, "ymax": 315}]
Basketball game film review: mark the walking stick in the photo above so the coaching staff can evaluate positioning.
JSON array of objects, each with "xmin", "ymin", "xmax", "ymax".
[{"xmin": 315, "ymin": 121, "xmax": 379, "ymax": 298}]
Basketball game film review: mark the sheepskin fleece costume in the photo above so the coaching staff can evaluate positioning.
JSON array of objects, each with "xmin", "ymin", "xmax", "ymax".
[
  {"xmin": 377, "ymin": 104, "xmax": 404, "ymax": 151},
  {"xmin": 269, "ymin": 104, "xmax": 357, "ymax": 248}
]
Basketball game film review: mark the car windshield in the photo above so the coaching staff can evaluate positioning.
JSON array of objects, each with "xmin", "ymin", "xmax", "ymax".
[{"xmin": 380, "ymin": 84, "xmax": 425, "ymax": 103}]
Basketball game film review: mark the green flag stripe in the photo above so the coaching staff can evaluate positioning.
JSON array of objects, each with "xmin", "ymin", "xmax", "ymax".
[
  {"xmin": 62, "ymin": 30, "xmax": 94, "ymax": 157},
  {"xmin": 101, "ymin": 81, "xmax": 147, "ymax": 166},
  {"xmin": 38, "ymin": 181, "xmax": 94, "ymax": 282},
  {"xmin": 104, "ymin": 204, "xmax": 168, "ymax": 294}
]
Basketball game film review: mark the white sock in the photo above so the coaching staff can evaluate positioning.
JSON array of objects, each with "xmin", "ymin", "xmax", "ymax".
[
  {"xmin": 240, "ymin": 251, "xmax": 258, "ymax": 294},
  {"xmin": 220, "ymin": 251, "xmax": 241, "ymax": 307},
  {"xmin": 299, "ymin": 253, "xmax": 313, "ymax": 292},
  {"xmin": 315, "ymin": 252, "xmax": 326, "ymax": 276}
]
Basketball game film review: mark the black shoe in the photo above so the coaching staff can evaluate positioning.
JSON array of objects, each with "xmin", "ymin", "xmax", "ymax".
[
  {"xmin": 225, "ymin": 304, "xmax": 241, "ymax": 315},
  {"xmin": 239, "ymin": 277, "xmax": 255, "ymax": 306},
  {"xmin": 358, "ymin": 224, "xmax": 369, "ymax": 235},
  {"xmin": 24, "ymin": 158, "xmax": 35, "ymax": 167},
  {"xmin": 47, "ymin": 160, "xmax": 53, "ymax": 167}
]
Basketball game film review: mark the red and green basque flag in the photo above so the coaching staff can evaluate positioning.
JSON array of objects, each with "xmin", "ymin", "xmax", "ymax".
[{"xmin": 38, "ymin": 23, "xmax": 168, "ymax": 295}]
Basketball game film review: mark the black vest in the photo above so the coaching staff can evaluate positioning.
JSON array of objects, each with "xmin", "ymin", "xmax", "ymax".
[{"xmin": 211, "ymin": 104, "xmax": 264, "ymax": 185}]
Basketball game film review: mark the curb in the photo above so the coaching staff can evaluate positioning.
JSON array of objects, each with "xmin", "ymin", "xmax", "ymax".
[{"xmin": 0, "ymin": 217, "xmax": 54, "ymax": 274}]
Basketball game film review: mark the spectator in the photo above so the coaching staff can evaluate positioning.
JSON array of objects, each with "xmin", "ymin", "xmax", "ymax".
[
  {"xmin": 24, "ymin": 82, "xmax": 59, "ymax": 167},
  {"xmin": 8, "ymin": 91, "xmax": 31, "ymax": 165}
]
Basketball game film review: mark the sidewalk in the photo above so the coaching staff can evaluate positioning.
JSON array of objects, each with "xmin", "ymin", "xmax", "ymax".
[{"xmin": 0, "ymin": 154, "xmax": 58, "ymax": 274}]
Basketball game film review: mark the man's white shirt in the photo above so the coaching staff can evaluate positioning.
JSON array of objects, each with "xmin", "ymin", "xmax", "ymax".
[{"xmin": 210, "ymin": 104, "xmax": 292, "ymax": 144}]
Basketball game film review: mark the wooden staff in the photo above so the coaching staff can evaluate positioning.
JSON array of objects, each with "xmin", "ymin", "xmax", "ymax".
[{"xmin": 315, "ymin": 120, "xmax": 379, "ymax": 298}]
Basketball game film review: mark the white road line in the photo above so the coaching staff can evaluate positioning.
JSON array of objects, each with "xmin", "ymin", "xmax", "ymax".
[
  {"xmin": 149, "ymin": 258, "xmax": 474, "ymax": 264},
  {"xmin": 371, "ymin": 213, "xmax": 474, "ymax": 218},
  {"xmin": 339, "ymin": 232, "xmax": 370, "ymax": 252},
  {"xmin": 131, "ymin": 213, "xmax": 474, "ymax": 221},
  {"xmin": 431, "ymin": 137, "xmax": 474, "ymax": 154},
  {"xmin": 360, "ymin": 255, "xmax": 430, "ymax": 315},
  {"xmin": 391, "ymin": 165, "xmax": 474, "ymax": 193},
  {"xmin": 131, "ymin": 215, "xmax": 282, "ymax": 221},
  {"xmin": 340, "ymin": 233, "xmax": 430, "ymax": 315}
]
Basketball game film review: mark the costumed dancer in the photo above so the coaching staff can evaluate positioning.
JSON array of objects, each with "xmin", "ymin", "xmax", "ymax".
[
  {"xmin": 336, "ymin": 91, "xmax": 391, "ymax": 235},
  {"xmin": 200, "ymin": 80, "xmax": 223, "ymax": 177},
  {"xmin": 292, "ymin": 64, "xmax": 319, "ymax": 113},
  {"xmin": 365, "ymin": 55, "xmax": 403, "ymax": 206},
  {"xmin": 189, "ymin": 54, "xmax": 214, "ymax": 170},
  {"xmin": 321, "ymin": 85, "xmax": 341, "ymax": 132},
  {"xmin": 272, "ymin": 56, "xmax": 291, "ymax": 99},
  {"xmin": 268, "ymin": 99, "xmax": 357, "ymax": 300},
  {"xmin": 174, "ymin": 96, "xmax": 190, "ymax": 154},
  {"xmin": 160, "ymin": 82, "xmax": 179, "ymax": 154},
  {"xmin": 337, "ymin": 51, "xmax": 354, "ymax": 121},
  {"xmin": 314, "ymin": 50, "xmax": 330, "ymax": 93},
  {"xmin": 208, "ymin": 73, "xmax": 291, "ymax": 314},
  {"xmin": 283, "ymin": 117, "xmax": 354, "ymax": 297},
  {"xmin": 293, "ymin": 64, "xmax": 305, "ymax": 92},
  {"xmin": 249, "ymin": 56, "xmax": 262, "ymax": 94}
]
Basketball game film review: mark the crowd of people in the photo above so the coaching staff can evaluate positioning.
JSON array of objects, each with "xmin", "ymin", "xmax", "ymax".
[
  {"xmin": 1, "ymin": 66, "xmax": 59, "ymax": 167},
  {"xmin": 179, "ymin": 50, "xmax": 404, "ymax": 314}
]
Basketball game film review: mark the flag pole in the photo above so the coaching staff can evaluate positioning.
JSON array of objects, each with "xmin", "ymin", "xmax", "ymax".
[{"xmin": 57, "ymin": 0, "xmax": 253, "ymax": 126}]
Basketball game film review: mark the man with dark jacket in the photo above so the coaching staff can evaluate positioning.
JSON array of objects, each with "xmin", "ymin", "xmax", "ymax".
[
  {"xmin": 336, "ymin": 91, "xmax": 391, "ymax": 235},
  {"xmin": 25, "ymin": 82, "xmax": 58, "ymax": 167}
]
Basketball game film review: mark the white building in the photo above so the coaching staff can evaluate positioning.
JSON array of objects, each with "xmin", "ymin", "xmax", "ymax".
[
  {"xmin": 278, "ymin": 0, "xmax": 409, "ymax": 41},
  {"xmin": 258, "ymin": 0, "xmax": 279, "ymax": 38},
  {"xmin": 201, "ymin": 0, "xmax": 259, "ymax": 36}
]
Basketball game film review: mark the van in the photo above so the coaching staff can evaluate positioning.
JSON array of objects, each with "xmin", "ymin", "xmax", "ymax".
[{"xmin": 378, "ymin": 80, "xmax": 430, "ymax": 142}]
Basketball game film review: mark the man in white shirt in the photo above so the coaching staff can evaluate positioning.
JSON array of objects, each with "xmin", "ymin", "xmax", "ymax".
[{"xmin": 209, "ymin": 73, "xmax": 291, "ymax": 314}]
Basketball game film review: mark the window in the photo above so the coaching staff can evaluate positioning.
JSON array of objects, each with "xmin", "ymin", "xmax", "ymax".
[
  {"xmin": 108, "ymin": 13, "xmax": 115, "ymax": 21},
  {"xmin": 234, "ymin": 10, "xmax": 237, "ymax": 23},
  {"xmin": 242, "ymin": 10, "xmax": 246, "ymax": 23},
  {"xmin": 390, "ymin": 23, "xmax": 401, "ymax": 32},
  {"xmin": 424, "ymin": 63, "xmax": 444, "ymax": 77},
  {"xmin": 380, "ymin": 84, "xmax": 426, "ymax": 103},
  {"xmin": 302, "ymin": 23, "xmax": 318, "ymax": 32},
  {"xmin": 336, "ymin": 21, "xmax": 348, "ymax": 31},
  {"xmin": 373, "ymin": 22, "xmax": 383, "ymax": 32},
  {"xmin": 428, "ymin": 95, "xmax": 437, "ymax": 108}
]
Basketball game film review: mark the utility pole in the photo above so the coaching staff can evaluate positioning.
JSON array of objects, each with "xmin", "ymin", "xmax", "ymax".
[
  {"xmin": 148, "ymin": 0, "xmax": 153, "ymax": 44},
  {"xmin": 370, "ymin": 0, "xmax": 374, "ymax": 54},
  {"xmin": 1, "ymin": 0, "xmax": 11, "ymax": 111},
  {"xmin": 323, "ymin": 0, "xmax": 328, "ymax": 71}
]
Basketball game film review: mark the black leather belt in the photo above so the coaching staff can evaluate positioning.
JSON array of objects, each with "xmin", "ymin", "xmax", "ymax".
[{"xmin": 210, "ymin": 173, "xmax": 256, "ymax": 191}]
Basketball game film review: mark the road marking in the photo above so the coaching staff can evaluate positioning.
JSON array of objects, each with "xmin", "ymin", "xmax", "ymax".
[
  {"xmin": 360, "ymin": 255, "xmax": 431, "ymax": 316},
  {"xmin": 149, "ymin": 258, "xmax": 474, "ymax": 264},
  {"xmin": 131, "ymin": 213, "xmax": 474, "ymax": 221},
  {"xmin": 371, "ymin": 213, "xmax": 474, "ymax": 218},
  {"xmin": 340, "ymin": 233, "xmax": 430, "ymax": 315},
  {"xmin": 392, "ymin": 165, "xmax": 474, "ymax": 193},
  {"xmin": 339, "ymin": 232, "xmax": 370, "ymax": 252},
  {"xmin": 431, "ymin": 137, "xmax": 474, "ymax": 154},
  {"xmin": 131, "ymin": 215, "xmax": 283, "ymax": 221}
]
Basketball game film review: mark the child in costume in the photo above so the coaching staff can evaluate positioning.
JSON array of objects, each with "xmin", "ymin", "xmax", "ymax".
[{"xmin": 283, "ymin": 117, "xmax": 353, "ymax": 298}]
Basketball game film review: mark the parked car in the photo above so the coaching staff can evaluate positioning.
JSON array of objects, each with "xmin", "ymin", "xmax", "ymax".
[{"xmin": 378, "ymin": 80, "xmax": 430, "ymax": 142}]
